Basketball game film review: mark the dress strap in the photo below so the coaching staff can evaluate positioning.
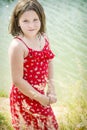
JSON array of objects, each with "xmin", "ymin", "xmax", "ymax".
[
  {"xmin": 14, "ymin": 36, "xmax": 29, "ymax": 49},
  {"xmin": 42, "ymin": 33, "xmax": 49, "ymax": 45}
]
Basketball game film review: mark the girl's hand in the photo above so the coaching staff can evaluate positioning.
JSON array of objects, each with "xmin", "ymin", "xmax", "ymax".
[
  {"xmin": 46, "ymin": 90, "xmax": 57, "ymax": 104},
  {"xmin": 39, "ymin": 95, "xmax": 50, "ymax": 106},
  {"xmin": 46, "ymin": 81, "xmax": 57, "ymax": 104},
  {"xmin": 33, "ymin": 85, "xmax": 50, "ymax": 106}
]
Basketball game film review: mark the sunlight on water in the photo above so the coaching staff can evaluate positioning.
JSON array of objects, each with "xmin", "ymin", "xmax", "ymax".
[{"xmin": 0, "ymin": 0, "xmax": 87, "ymax": 98}]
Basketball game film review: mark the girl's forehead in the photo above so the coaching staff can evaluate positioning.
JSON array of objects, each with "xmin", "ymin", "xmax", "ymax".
[{"xmin": 20, "ymin": 10, "xmax": 39, "ymax": 18}]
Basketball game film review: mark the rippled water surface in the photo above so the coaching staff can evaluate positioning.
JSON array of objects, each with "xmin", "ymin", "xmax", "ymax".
[{"xmin": 0, "ymin": 0, "xmax": 87, "ymax": 96}]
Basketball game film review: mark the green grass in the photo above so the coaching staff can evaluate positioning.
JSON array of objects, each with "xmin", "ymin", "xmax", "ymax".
[
  {"xmin": 58, "ymin": 95, "xmax": 87, "ymax": 130},
  {"xmin": 57, "ymin": 81, "xmax": 87, "ymax": 130},
  {"xmin": 0, "ymin": 90, "xmax": 8, "ymax": 97},
  {"xmin": 0, "ymin": 113, "xmax": 13, "ymax": 130}
]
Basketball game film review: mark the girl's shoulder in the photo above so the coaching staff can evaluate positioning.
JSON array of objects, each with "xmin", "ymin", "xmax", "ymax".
[
  {"xmin": 41, "ymin": 33, "xmax": 51, "ymax": 47},
  {"xmin": 8, "ymin": 37, "xmax": 25, "ymax": 55},
  {"xmin": 9, "ymin": 37, "xmax": 24, "ymax": 50},
  {"xmin": 42, "ymin": 33, "xmax": 49, "ymax": 41}
]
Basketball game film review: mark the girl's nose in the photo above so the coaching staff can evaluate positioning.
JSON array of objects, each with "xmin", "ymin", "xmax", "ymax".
[{"xmin": 28, "ymin": 22, "xmax": 34, "ymax": 28}]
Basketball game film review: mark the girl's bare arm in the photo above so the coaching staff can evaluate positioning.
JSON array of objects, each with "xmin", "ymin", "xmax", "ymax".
[{"xmin": 47, "ymin": 60, "xmax": 57, "ymax": 103}]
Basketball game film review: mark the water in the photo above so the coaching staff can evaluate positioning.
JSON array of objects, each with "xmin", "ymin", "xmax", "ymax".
[{"xmin": 0, "ymin": 0, "xmax": 87, "ymax": 97}]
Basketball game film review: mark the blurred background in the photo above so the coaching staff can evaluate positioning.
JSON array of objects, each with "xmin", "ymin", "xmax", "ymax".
[{"xmin": 0, "ymin": 0, "xmax": 87, "ymax": 129}]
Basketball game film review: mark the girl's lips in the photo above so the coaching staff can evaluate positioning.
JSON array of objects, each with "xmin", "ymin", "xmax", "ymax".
[{"xmin": 28, "ymin": 28, "xmax": 37, "ymax": 31}]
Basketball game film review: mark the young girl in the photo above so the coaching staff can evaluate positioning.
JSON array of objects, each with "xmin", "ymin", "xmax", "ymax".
[{"xmin": 8, "ymin": 0, "xmax": 58, "ymax": 129}]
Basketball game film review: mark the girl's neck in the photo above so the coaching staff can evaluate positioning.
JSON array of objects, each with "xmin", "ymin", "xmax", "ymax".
[
  {"xmin": 19, "ymin": 33, "xmax": 44, "ymax": 51},
  {"xmin": 20, "ymin": 33, "xmax": 41, "ymax": 42}
]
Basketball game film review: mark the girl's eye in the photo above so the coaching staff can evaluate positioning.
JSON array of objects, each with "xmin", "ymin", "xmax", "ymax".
[
  {"xmin": 34, "ymin": 19, "xmax": 38, "ymax": 22},
  {"xmin": 23, "ymin": 20, "xmax": 28, "ymax": 22}
]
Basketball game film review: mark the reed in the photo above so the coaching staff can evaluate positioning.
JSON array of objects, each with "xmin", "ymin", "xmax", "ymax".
[
  {"xmin": 57, "ymin": 81, "xmax": 87, "ymax": 130},
  {"xmin": 0, "ymin": 90, "xmax": 8, "ymax": 97},
  {"xmin": 0, "ymin": 113, "xmax": 13, "ymax": 130}
]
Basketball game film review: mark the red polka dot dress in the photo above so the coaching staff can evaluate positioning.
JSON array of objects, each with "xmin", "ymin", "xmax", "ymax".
[{"xmin": 10, "ymin": 36, "xmax": 58, "ymax": 130}]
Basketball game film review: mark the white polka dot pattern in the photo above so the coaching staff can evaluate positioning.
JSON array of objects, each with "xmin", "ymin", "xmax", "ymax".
[{"xmin": 10, "ymin": 37, "xmax": 58, "ymax": 130}]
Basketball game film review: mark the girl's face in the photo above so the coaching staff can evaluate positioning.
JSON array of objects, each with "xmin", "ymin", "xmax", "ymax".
[{"xmin": 19, "ymin": 10, "xmax": 41, "ymax": 38}]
